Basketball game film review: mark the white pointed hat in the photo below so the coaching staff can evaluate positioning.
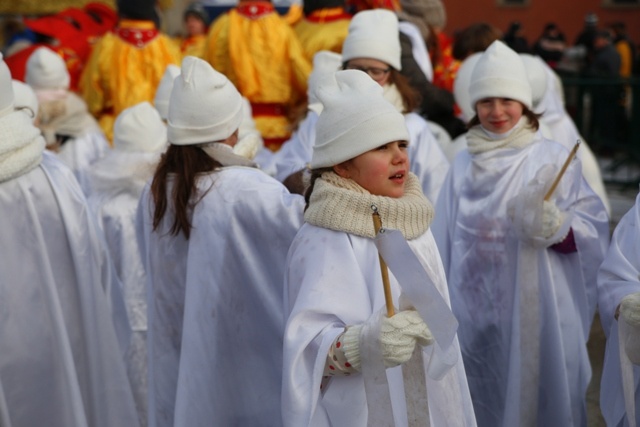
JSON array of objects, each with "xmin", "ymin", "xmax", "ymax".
[
  {"xmin": 114, "ymin": 102, "xmax": 167, "ymax": 152},
  {"xmin": 154, "ymin": 64, "xmax": 180, "ymax": 120},
  {"xmin": 25, "ymin": 47, "xmax": 70, "ymax": 90}
]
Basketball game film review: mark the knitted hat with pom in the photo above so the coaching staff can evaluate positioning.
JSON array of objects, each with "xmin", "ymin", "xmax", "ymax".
[
  {"xmin": 114, "ymin": 102, "xmax": 167, "ymax": 153},
  {"xmin": 469, "ymin": 40, "xmax": 532, "ymax": 111},
  {"xmin": 342, "ymin": 9, "xmax": 402, "ymax": 71},
  {"xmin": 167, "ymin": 56, "xmax": 243, "ymax": 145},
  {"xmin": 25, "ymin": 47, "xmax": 70, "ymax": 90},
  {"xmin": 311, "ymin": 69, "xmax": 409, "ymax": 168}
]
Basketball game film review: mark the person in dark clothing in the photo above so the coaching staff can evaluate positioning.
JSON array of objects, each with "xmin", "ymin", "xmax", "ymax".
[
  {"xmin": 533, "ymin": 22, "xmax": 566, "ymax": 70},
  {"xmin": 584, "ymin": 29, "xmax": 624, "ymax": 148},
  {"xmin": 503, "ymin": 21, "xmax": 529, "ymax": 53},
  {"xmin": 574, "ymin": 12, "xmax": 599, "ymax": 67}
]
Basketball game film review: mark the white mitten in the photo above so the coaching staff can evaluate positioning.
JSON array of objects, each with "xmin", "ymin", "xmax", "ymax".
[
  {"xmin": 620, "ymin": 292, "xmax": 640, "ymax": 365},
  {"xmin": 379, "ymin": 310, "xmax": 433, "ymax": 368},
  {"xmin": 540, "ymin": 200, "xmax": 564, "ymax": 239},
  {"xmin": 233, "ymin": 132, "xmax": 263, "ymax": 160},
  {"xmin": 341, "ymin": 311, "xmax": 433, "ymax": 370}
]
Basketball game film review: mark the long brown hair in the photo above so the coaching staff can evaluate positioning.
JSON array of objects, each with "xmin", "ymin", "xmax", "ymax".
[
  {"xmin": 303, "ymin": 167, "xmax": 333, "ymax": 212},
  {"xmin": 150, "ymin": 144, "xmax": 220, "ymax": 239},
  {"xmin": 467, "ymin": 104, "xmax": 542, "ymax": 131},
  {"xmin": 389, "ymin": 69, "xmax": 421, "ymax": 114}
]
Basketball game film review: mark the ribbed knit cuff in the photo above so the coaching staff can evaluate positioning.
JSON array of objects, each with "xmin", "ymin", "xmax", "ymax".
[{"xmin": 342, "ymin": 324, "xmax": 363, "ymax": 372}]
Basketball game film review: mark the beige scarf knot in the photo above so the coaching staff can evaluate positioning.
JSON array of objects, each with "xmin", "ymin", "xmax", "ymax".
[
  {"xmin": 467, "ymin": 117, "xmax": 537, "ymax": 155},
  {"xmin": 304, "ymin": 171, "xmax": 433, "ymax": 240}
]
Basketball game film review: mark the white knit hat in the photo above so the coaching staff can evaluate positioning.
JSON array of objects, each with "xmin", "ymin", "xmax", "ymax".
[
  {"xmin": 311, "ymin": 70, "xmax": 409, "ymax": 168},
  {"xmin": 469, "ymin": 40, "xmax": 532, "ymax": 111},
  {"xmin": 342, "ymin": 9, "xmax": 402, "ymax": 71},
  {"xmin": 168, "ymin": 56, "xmax": 243, "ymax": 145},
  {"xmin": 0, "ymin": 54, "xmax": 14, "ymax": 118},
  {"xmin": 12, "ymin": 80, "xmax": 39, "ymax": 121},
  {"xmin": 114, "ymin": 102, "xmax": 167, "ymax": 153},
  {"xmin": 25, "ymin": 47, "xmax": 70, "ymax": 90},
  {"xmin": 519, "ymin": 54, "xmax": 547, "ymax": 108},
  {"xmin": 453, "ymin": 52, "xmax": 481, "ymax": 123},
  {"xmin": 308, "ymin": 51, "xmax": 342, "ymax": 108},
  {"xmin": 154, "ymin": 64, "xmax": 180, "ymax": 120}
]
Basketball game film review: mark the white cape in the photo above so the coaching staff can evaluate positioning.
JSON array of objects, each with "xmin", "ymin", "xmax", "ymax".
[
  {"xmin": 56, "ymin": 129, "xmax": 110, "ymax": 195},
  {"xmin": 0, "ymin": 152, "xmax": 138, "ymax": 427},
  {"xmin": 86, "ymin": 150, "xmax": 161, "ymax": 426},
  {"xmin": 138, "ymin": 166, "xmax": 304, "ymax": 427},
  {"xmin": 283, "ymin": 225, "xmax": 477, "ymax": 426},
  {"xmin": 597, "ymin": 188, "xmax": 640, "ymax": 427},
  {"xmin": 432, "ymin": 135, "xmax": 609, "ymax": 426}
]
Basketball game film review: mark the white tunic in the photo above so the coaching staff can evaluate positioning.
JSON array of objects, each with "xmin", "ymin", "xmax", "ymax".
[
  {"xmin": 283, "ymin": 224, "xmax": 477, "ymax": 426},
  {"xmin": 432, "ymin": 135, "xmax": 610, "ymax": 426},
  {"xmin": 86, "ymin": 150, "xmax": 160, "ymax": 426},
  {"xmin": 57, "ymin": 129, "xmax": 110, "ymax": 195},
  {"xmin": 138, "ymin": 166, "xmax": 304, "ymax": 427},
  {"xmin": 0, "ymin": 151, "xmax": 138, "ymax": 427},
  {"xmin": 271, "ymin": 110, "xmax": 450, "ymax": 203},
  {"xmin": 597, "ymin": 188, "xmax": 640, "ymax": 427}
]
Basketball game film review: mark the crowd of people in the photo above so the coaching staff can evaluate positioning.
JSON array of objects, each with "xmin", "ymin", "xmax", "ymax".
[{"xmin": 1, "ymin": 0, "xmax": 640, "ymax": 426}]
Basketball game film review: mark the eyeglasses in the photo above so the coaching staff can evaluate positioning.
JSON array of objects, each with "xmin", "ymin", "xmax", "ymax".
[{"xmin": 344, "ymin": 64, "xmax": 392, "ymax": 81}]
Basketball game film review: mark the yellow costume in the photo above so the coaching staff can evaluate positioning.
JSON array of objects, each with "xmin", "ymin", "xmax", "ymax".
[
  {"xmin": 175, "ymin": 34, "xmax": 207, "ymax": 59},
  {"xmin": 203, "ymin": 1, "xmax": 311, "ymax": 151},
  {"xmin": 80, "ymin": 20, "xmax": 181, "ymax": 141},
  {"xmin": 294, "ymin": 7, "xmax": 351, "ymax": 62}
]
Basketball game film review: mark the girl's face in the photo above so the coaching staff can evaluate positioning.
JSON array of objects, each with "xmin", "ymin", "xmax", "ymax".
[
  {"xmin": 344, "ymin": 58, "xmax": 392, "ymax": 86},
  {"xmin": 333, "ymin": 140, "xmax": 409, "ymax": 198},
  {"xmin": 475, "ymin": 97, "xmax": 523, "ymax": 134}
]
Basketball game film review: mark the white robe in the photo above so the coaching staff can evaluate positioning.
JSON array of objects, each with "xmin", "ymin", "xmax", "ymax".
[
  {"xmin": 271, "ymin": 110, "xmax": 450, "ymax": 203},
  {"xmin": 597, "ymin": 188, "xmax": 640, "ymax": 427},
  {"xmin": 432, "ymin": 135, "xmax": 609, "ymax": 426},
  {"xmin": 0, "ymin": 151, "xmax": 138, "ymax": 427},
  {"xmin": 138, "ymin": 166, "xmax": 304, "ymax": 427},
  {"xmin": 283, "ymin": 224, "xmax": 477, "ymax": 427},
  {"xmin": 86, "ymin": 150, "xmax": 160, "ymax": 427},
  {"xmin": 535, "ymin": 64, "xmax": 610, "ymax": 215},
  {"xmin": 56, "ymin": 129, "xmax": 110, "ymax": 195}
]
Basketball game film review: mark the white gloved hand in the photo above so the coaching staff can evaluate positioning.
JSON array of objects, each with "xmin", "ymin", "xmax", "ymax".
[
  {"xmin": 232, "ymin": 132, "xmax": 263, "ymax": 160},
  {"xmin": 540, "ymin": 200, "xmax": 564, "ymax": 239},
  {"xmin": 379, "ymin": 310, "xmax": 433, "ymax": 368},
  {"xmin": 341, "ymin": 310, "xmax": 433, "ymax": 370},
  {"xmin": 620, "ymin": 292, "xmax": 640, "ymax": 365}
]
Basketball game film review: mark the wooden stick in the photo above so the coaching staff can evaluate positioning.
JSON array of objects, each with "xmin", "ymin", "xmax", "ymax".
[
  {"xmin": 372, "ymin": 208, "xmax": 395, "ymax": 318},
  {"xmin": 544, "ymin": 140, "xmax": 581, "ymax": 201}
]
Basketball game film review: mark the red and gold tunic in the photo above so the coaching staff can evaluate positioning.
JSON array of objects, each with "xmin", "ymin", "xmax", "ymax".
[
  {"xmin": 203, "ymin": 1, "xmax": 311, "ymax": 151},
  {"xmin": 293, "ymin": 7, "xmax": 351, "ymax": 62},
  {"xmin": 79, "ymin": 19, "xmax": 181, "ymax": 142}
]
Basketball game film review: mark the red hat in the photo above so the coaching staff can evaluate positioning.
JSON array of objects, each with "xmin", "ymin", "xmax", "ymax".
[
  {"xmin": 23, "ymin": 15, "xmax": 82, "ymax": 42},
  {"xmin": 84, "ymin": 2, "xmax": 118, "ymax": 35},
  {"xmin": 57, "ymin": 7, "xmax": 102, "ymax": 37}
]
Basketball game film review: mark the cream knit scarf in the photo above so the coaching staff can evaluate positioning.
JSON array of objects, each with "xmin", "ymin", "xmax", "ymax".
[
  {"xmin": 304, "ymin": 171, "xmax": 433, "ymax": 240},
  {"xmin": 0, "ymin": 109, "xmax": 46, "ymax": 183},
  {"xmin": 466, "ymin": 117, "xmax": 536, "ymax": 155}
]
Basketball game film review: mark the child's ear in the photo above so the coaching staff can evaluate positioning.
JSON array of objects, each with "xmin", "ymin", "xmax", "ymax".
[{"xmin": 333, "ymin": 162, "xmax": 351, "ymax": 179}]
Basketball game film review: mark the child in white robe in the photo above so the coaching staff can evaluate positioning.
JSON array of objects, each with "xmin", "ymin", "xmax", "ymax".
[
  {"xmin": 137, "ymin": 56, "xmax": 304, "ymax": 427},
  {"xmin": 282, "ymin": 69, "xmax": 476, "ymax": 427},
  {"xmin": 597, "ymin": 188, "xmax": 640, "ymax": 427},
  {"xmin": 432, "ymin": 40, "xmax": 610, "ymax": 427}
]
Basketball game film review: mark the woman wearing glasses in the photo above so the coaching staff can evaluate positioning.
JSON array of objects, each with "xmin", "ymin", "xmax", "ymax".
[{"xmin": 341, "ymin": 9, "xmax": 450, "ymax": 204}]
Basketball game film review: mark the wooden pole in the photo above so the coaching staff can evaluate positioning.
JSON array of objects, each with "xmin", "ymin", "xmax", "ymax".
[
  {"xmin": 372, "ymin": 207, "xmax": 395, "ymax": 318},
  {"xmin": 544, "ymin": 140, "xmax": 581, "ymax": 201}
]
